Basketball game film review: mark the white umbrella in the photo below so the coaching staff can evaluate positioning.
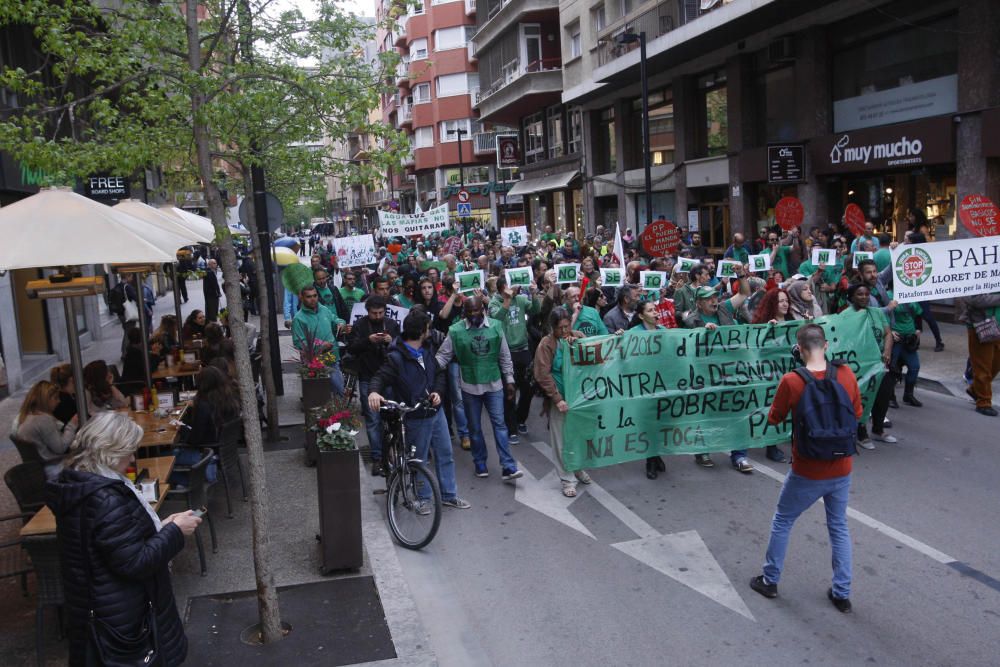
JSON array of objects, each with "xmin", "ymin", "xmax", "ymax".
[
  {"xmin": 114, "ymin": 199, "xmax": 208, "ymax": 247},
  {"xmin": 157, "ymin": 205, "xmax": 216, "ymax": 243},
  {"xmin": 0, "ymin": 187, "xmax": 183, "ymax": 270}
]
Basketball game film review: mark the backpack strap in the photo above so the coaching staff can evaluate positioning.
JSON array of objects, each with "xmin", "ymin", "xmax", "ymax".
[{"xmin": 793, "ymin": 366, "xmax": 814, "ymax": 385}]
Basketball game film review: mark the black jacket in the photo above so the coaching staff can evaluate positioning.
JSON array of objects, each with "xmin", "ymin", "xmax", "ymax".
[
  {"xmin": 46, "ymin": 469, "xmax": 187, "ymax": 667},
  {"xmin": 203, "ymin": 270, "xmax": 221, "ymax": 299},
  {"xmin": 369, "ymin": 338, "xmax": 447, "ymax": 420},
  {"xmin": 347, "ymin": 316, "xmax": 400, "ymax": 380}
]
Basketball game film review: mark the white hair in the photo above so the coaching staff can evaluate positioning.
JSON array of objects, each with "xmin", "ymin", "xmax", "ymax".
[{"xmin": 64, "ymin": 411, "xmax": 143, "ymax": 473}]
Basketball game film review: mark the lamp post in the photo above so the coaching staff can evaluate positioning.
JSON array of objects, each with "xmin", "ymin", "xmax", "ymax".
[
  {"xmin": 617, "ymin": 30, "xmax": 652, "ymax": 231},
  {"xmin": 448, "ymin": 127, "xmax": 470, "ymax": 235}
]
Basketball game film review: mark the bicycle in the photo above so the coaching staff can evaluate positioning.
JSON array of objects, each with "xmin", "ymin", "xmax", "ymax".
[{"xmin": 375, "ymin": 398, "xmax": 442, "ymax": 550}]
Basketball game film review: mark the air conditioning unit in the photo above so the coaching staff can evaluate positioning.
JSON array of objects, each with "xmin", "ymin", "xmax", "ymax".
[
  {"xmin": 768, "ymin": 36, "xmax": 795, "ymax": 64},
  {"xmin": 406, "ymin": 174, "xmax": 416, "ymax": 182}
]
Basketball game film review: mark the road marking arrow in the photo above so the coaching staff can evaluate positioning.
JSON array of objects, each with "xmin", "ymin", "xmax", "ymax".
[
  {"xmin": 525, "ymin": 441, "xmax": 753, "ymax": 620},
  {"xmin": 514, "ymin": 464, "xmax": 596, "ymax": 541}
]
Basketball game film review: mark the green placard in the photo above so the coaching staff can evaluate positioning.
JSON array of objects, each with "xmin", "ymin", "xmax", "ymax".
[
  {"xmin": 555, "ymin": 263, "xmax": 580, "ymax": 284},
  {"xmin": 506, "ymin": 267, "xmax": 532, "ymax": 287},
  {"xmin": 600, "ymin": 268, "xmax": 623, "ymax": 287},
  {"xmin": 559, "ymin": 309, "xmax": 883, "ymax": 471},
  {"xmin": 456, "ymin": 270, "xmax": 484, "ymax": 293}
]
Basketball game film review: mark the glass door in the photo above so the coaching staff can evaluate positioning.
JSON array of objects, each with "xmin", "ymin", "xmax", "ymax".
[{"xmin": 520, "ymin": 24, "xmax": 541, "ymax": 73}]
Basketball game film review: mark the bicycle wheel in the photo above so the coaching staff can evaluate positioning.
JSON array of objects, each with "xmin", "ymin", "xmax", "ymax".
[{"xmin": 386, "ymin": 460, "xmax": 441, "ymax": 550}]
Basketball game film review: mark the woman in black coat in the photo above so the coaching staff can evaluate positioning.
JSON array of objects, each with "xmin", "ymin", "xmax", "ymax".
[{"xmin": 46, "ymin": 411, "xmax": 201, "ymax": 667}]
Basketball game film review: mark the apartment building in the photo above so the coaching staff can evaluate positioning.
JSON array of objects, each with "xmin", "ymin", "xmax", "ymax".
[
  {"xmin": 556, "ymin": 0, "xmax": 1000, "ymax": 252},
  {"xmin": 378, "ymin": 0, "xmax": 521, "ymax": 227}
]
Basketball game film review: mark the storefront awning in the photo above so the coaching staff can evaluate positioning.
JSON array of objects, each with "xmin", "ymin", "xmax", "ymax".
[{"xmin": 507, "ymin": 170, "xmax": 579, "ymax": 197}]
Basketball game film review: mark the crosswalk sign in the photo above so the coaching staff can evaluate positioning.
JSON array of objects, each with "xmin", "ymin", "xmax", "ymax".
[{"xmin": 457, "ymin": 202, "xmax": 472, "ymax": 217}]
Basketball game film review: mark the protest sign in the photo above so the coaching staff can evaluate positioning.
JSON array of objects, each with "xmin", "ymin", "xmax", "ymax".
[
  {"xmin": 555, "ymin": 263, "xmax": 581, "ymax": 285},
  {"xmin": 639, "ymin": 219, "xmax": 682, "ymax": 256},
  {"xmin": 505, "ymin": 267, "xmax": 533, "ymax": 289},
  {"xmin": 775, "ymin": 196, "xmax": 804, "ymax": 231},
  {"xmin": 559, "ymin": 309, "xmax": 883, "ymax": 471},
  {"xmin": 443, "ymin": 235, "xmax": 463, "ymax": 255},
  {"xmin": 333, "ymin": 234, "xmax": 376, "ymax": 268},
  {"xmin": 844, "ymin": 203, "xmax": 866, "ymax": 236},
  {"xmin": 716, "ymin": 260, "xmax": 741, "ymax": 279},
  {"xmin": 675, "ymin": 257, "xmax": 699, "ymax": 273},
  {"xmin": 958, "ymin": 194, "xmax": 1000, "ymax": 238},
  {"xmin": 850, "ymin": 251, "xmax": 874, "ymax": 267},
  {"xmin": 455, "ymin": 269, "xmax": 485, "ymax": 294},
  {"xmin": 639, "ymin": 270, "xmax": 667, "ymax": 293},
  {"xmin": 749, "ymin": 254, "xmax": 771, "ymax": 273},
  {"xmin": 500, "ymin": 225, "xmax": 528, "ymax": 248},
  {"xmin": 890, "ymin": 236, "xmax": 1000, "ymax": 304},
  {"xmin": 811, "ymin": 247, "xmax": 837, "ymax": 266},
  {"xmin": 600, "ymin": 267, "xmax": 624, "ymax": 287},
  {"xmin": 350, "ymin": 301, "xmax": 409, "ymax": 326},
  {"xmin": 378, "ymin": 204, "xmax": 450, "ymax": 237}
]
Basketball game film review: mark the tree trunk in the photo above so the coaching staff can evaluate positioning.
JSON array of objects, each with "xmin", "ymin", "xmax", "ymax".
[
  {"xmin": 242, "ymin": 166, "xmax": 280, "ymax": 440},
  {"xmin": 185, "ymin": 1, "xmax": 283, "ymax": 644}
]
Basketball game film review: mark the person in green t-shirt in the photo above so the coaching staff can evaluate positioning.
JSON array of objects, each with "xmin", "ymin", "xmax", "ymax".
[
  {"xmin": 540, "ymin": 225, "xmax": 558, "ymax": 244},
  {"xmin": 888, "ymin": 294, "xmax": 922, "ymax": 408},
  {"xmin": 848, "ymin": 283, "xmax": 895, "ymax": 447},
  {"xmin": 488, "ymin": 277, "xmax": 541, "ymax": 440},
  {"xmin": 798, "ymin": 254, "xmax": 843, "ymax": 314},
  {"xmin": 338, "ymin": 270, "xmax": 366, "ymax": 312},
  {"xmin": 574, "ymin": 288, "xmax": 610, "ymax": 337}
]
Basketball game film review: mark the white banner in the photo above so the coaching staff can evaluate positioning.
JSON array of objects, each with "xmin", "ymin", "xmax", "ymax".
[
  {"xmin": 378, "ymin": 204, "xmax": 451, "ymax": 237},
  {"xmin": 500, "ymin": 225, "xmax": 528, "ymax": 248},
  {"xmin": 333, "ymin": 234, "xmax": 376, "ymax": 267},
  {"xmin": 350, "ymin": 301, "xmax": 410, "ymax": 326},
  {"xmin": 891, "ymin": 237, "xmax": 1000, "ymax": 304}
]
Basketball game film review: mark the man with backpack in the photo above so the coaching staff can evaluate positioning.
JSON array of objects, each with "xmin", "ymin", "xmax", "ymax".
[{"xmin": 750, "ymin": 323, "xmax": 863, "ymax": 613}]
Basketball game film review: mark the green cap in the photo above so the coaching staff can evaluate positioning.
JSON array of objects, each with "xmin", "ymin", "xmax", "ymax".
[{"xmin": 695, "ymin": 286, "xmax": 718, "ymax": 300}]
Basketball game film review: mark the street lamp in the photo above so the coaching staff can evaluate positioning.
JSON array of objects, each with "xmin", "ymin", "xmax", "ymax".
[
  {"xmin": 448, "ymin": 127, "xmax": 470, "ymax": 234},
  {"xmin": 617, "ymin": 30, "xmax": 652, "ymax": 232}
]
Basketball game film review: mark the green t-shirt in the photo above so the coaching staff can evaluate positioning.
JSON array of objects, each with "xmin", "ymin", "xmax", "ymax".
[
  {"xmin": 552, "ymin": 344, "xmax": 565, "ymax": 397},
  {"xmin": 574, "ymin": 305, "xmax": 609, "ymax": 337},
  {"xmin": 339, "ymin": 286, "xmax": 365, "ymax": 310},
  {"xmin": 874, "ymin": 248, "xmax": 891, "ymax": 272},
  {"xmin": 890, "ymin": 300, "xmax": 922, "ymax": 335},
  {"xmin": 797, "ymin": 260, "xmax": 842, "ymax": 285},
  {"xmin": 772, "ymin": 246, "xmax": 792, "ymax": 278},
  {"xmin": 488, "ymin": 294, "xmax": 536, "ymax": 351},
  {"xmin": 863, "ymin": 306, "xmax": 889, "ymax": 352}
]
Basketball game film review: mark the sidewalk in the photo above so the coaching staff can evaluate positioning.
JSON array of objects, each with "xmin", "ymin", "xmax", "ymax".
[{"xmin": 915, "ymin": 321, "xmax": 999, "ymax": 407}]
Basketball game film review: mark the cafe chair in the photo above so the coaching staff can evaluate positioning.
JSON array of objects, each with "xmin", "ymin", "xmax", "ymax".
[
  {"xmin": 10, "ymin": 434, "xmax": 43, "ymax": 465},
  {"xmin": 0, "ymin": 514, "xmax": 33, "ymax": 597},
  {"xmin": 162, "ymin": 449, "xmax": 217, "ymax": 576},
  {"xmin": 210, "ymin": 418, "xmax": 248, "ymax": 518},
  {"xmin": 5, "ymin": 460, "xmax": 48, "ymax": 519},
  {"xmin": 21, "ymin": 535, "xmax": 65, "ymax": 667}
]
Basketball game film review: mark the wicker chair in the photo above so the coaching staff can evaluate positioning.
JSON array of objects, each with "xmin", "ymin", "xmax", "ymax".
[
  {"xmin": 0, "ymin": 514, "xmax": 33, "ymax": 597},
  {"xmin": 162, "ymin": 450, "xmax": 217, "ymax": 576},
  {"xmin": 21, "ymin": 534, "xmax": 64, "ymax": 667}
]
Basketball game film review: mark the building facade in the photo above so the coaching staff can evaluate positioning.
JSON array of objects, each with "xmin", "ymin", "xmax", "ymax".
[{"xmin": 554, "ymin": 0, "xmax": 1000, "ymax": 253}]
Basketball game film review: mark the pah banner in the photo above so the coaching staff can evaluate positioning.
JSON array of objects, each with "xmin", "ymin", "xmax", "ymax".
[
  {"xmin": 559, "ymin": 309, "xmax": 884, "ymax": 471},
  {"xmin": 890, "ymin": 236, "xmax": 1000, "ymax": 304},
  {"xmin": 333, "ymin": 234, "xmax": 376, "ymax": 267},
  {"xmin": 378, "ymin": 204, "xmax": 450, "ymax": 237}
]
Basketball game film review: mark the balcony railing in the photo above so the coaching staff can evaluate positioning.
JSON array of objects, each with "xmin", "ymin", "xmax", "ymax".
[
  {"xmin": 470, "ymin": 87, "xmax": 481, "ymax": 106},
  {"xmin": 596, "ymin": 0, "xmax": 736, "ymax": 67},
  {"xmin": 465, "ymin": 0, "xmax": 476, "ymax": 14},
  {"xmin": 485, "ymin": 0, "xmax": 512, "ymax": 21},
  {"xmin": 472, "ymin": 132, "xmax": 496, "ymax": 155},
  {"xmin": 397, "ymin": 104, "xmax": 412, "ymax": 127},
  {"xmin": 467, "ymin": 40, "xmax": 477, "ymax": 61},
  {"xmin": 395, "ymin": 60, "xmax": 409, "ymax": 85},
  {"xmin": 479, "ymin": 57, "xmax": 562, "ymax": 102}
]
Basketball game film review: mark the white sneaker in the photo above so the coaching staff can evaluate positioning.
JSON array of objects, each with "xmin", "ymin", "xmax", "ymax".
[
  {"xmin": 872, "ymin": 433, "xmax": 897, "ymax": 443},
  {"xmin": 858, "ymin": 439, "xmax": 875, "ymax": 450}
]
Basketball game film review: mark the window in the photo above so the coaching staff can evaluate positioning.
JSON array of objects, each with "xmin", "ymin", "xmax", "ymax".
[
  {"xmin": 567, "ymin": 107, "xmax": 583, "ymax": 155},
  {"xmin": 547, "ymin": 106, "xmax": 564, "ymax": 160},
  {"xmin": 414, "ymin": 126, "xmax": 434, "ymax": 148},
  {"xmin": 696, "ymin": 71, "xmax": 727, "ymax": 158},
  {"xmin": 440, "ymin": 119, "xmax": 474, "ymax": 141},
  {"xmin": 523, "ymin": 111, "xmax": 544, "ymax": 165},
  {"xmin": 616, "ymin": 0, "xmax": 631, "ymax": 19},
  {"xmin": 566, "ymin": 22, "xmax": 582, "ymax": 59},
  {"xmin": 445, "ymin": 165, "xmax": 490, "ymax": 185},
  {"xmin": 594, "ymin": 107, "xmax": 616, "ymax": 173},
  {"xmin": 627, "ymin": 89, "xmax": 674, "ymax": 170},
  {"xmin": 757, "ymin": 64, "xmax": 796, "ymax": 143},
  {"xmin": 436, "ymin": 73, "xmax": 475, "ymax": 97},
  {"xmin": 410, "ymin": 38, "xmax": 428, "ymax": 60},
  {"xmin": 591, "ymin": 3, "xmax": 606, "ymax": 36},
  {"xmin": 434, "ymin": 26, "xmax": 474, "ymax": 51},
  {"xmin": 411, "ymin": 1, "xmax": 425, "ymax": 14},
  {"xmin": 412, "ymin": 82, "xmax": 431, "ymax": 103}
]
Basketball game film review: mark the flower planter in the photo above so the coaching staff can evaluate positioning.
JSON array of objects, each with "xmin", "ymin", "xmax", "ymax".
[
  {"xmin": 301, "ymin": 376, "xmax": 332, "ymax": 412},
  {"xmin": 316, "ymin": 448, "xmax": 363, "ymax": 573}
]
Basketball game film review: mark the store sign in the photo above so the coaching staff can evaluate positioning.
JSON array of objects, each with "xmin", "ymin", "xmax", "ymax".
[
  {"xmin": 891, "ymin": 236, "xmax": 1000, "ymax": 304},
  {"xmin": 441, "ymin": 182, "xmax": 513, "ymax": 198},
  {"xmin": 84, "ymin": 175, "xmax": 130, "ymax": 200},
  {"xmin": 811, "ymin": 117, "xmax": 954, "ymax": 175},
  {"xmin": 496, "ymin": 135, "xmax": 520, "ymax": 168},
  {"xmin": 767, "ymin": 145, "xmax": 805, "ymax": 184},
  {"xmin": 834, "ymin": 75, "xmax": 958, "ymax": 133}
]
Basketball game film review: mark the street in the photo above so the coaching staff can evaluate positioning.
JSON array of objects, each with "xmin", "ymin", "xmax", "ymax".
[{"xmin": 370, "ymin": 387, "xmax": 1000, "ymax": 666}]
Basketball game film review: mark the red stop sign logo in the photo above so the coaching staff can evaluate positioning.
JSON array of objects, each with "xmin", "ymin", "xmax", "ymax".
[{"xmin": 902, "ymin": 255, "xmax": 924, "ymax": 280}]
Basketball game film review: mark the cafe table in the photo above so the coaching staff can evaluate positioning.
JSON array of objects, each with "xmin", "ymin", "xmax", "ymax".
[
  {"xmin": 151, "ymin": 362, "xmax": 202, "ymax": 381},
  {"xmin": 19, "ymin": 456, "xmax": 176, "ymax": 537},
  {"xmin": 127, "ymin": 404, "xmax": 189, "ymax": 450}
]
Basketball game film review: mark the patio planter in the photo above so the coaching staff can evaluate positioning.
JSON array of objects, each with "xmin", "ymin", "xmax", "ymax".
[
  {"xmin": 301, "ymin": 375, "xmax": 331, "ymax": 412},
  {"xmin": 316, "ymin": 448, "xmax": 363, "ymax": 573}
]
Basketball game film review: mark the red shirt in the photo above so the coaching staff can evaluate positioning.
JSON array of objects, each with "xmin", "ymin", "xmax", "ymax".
[{"xmin": 767, "ymin": 364, "xmax": 863, "ymax": 480}]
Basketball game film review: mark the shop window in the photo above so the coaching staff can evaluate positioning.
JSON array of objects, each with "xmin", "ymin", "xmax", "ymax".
[
  {"xmin": 567, "ymin": 107, "xmax": 583, "ymax": 156},
  {"xmin": 593, "ymin": 107, "xmax": 616, "ymax": 174},
  {"xmin": 445, "ymin": 166, "xmax": 489, "ymax": 185},
  {"xmin": 547, "ymin": 106, "xmax": 564, "ymax": 160},
  {"xmin": 523, "ymin": 111, "xmax": 544, "ymax": 165},
  {"xmin": 696, "ymin": 70, "xmax": 727, "ymax": 158}
]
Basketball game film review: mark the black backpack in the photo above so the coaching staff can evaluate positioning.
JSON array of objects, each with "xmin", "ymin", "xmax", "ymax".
[
  {"xmin": 792, "ymin": 361, "xmax": 858, "ymax": 460},
  {"xmin": 108, "ymin": 282, "xmax": 127, "ymax": 316}
]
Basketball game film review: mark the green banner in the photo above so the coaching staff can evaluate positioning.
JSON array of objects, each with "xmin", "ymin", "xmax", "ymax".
[{"xmin": 560, "ymin": 310, "xmax": 884, "ymax": 471}]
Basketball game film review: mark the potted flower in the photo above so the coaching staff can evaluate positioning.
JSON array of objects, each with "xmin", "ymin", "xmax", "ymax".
[
  {"xmin": 299, "ymin": 329, "xmax": 332, "ymax": 411},
  {"xmin": 311, "ymin": 398, "xmax": 363, "ymax": 572}
]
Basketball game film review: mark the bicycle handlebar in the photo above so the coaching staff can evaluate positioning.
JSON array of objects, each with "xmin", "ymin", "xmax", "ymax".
[{"xmin": 379, "ymin": 397, "xmax": 435, "ymax": 414}]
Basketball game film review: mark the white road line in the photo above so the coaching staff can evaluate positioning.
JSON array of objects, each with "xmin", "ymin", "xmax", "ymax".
[
  {"xmin": 753, "ymin": 461, "xmax": 957, "ymax": 565},
  {"xmin": 585, "ymin": 481, "xmax": 660, "ymax": 540}
]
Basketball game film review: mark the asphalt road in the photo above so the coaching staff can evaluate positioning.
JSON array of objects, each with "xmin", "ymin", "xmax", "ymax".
[{"xmin": 374, "ymin": 386, "xmax": 1000, "ymax": 667}]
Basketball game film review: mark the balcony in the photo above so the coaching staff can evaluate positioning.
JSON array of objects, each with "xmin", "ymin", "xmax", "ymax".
[
  {"xmin": 397, "ymin": 104, "xmax": 413, "ymax": 128},
  {"xmin": 474, "ymin": 0, "xmax": 558, "ymax": 52},
  {"xmin": 466, "ymin": 0, "xmax": 476, "ymax": 14},
  {"xmin": 395, "ymin": 59, "xmax": 410, "ymax": 85},
  {"xmin": 403, "ymin": 150, "xmax": 415, "ymax": 166},
  {"xmin": 476, "ymin": 57, "xmax": 562, "ymax": 124},
  {"xmin": 469, "ymin": 87, "xmax": 481, "ymax": 106},
  {"xmin": 467, "ymin": 40, "xmax": 477, "ymax": 62},
  {"xmin": 472, "ymin": 131, "xmax": 515, "ymax": 155}
]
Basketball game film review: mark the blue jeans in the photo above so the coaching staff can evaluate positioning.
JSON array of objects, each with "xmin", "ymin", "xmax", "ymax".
[
  {"xmin": 359, "ymin": 378, "xmax": 382, "ymax": 461},
  {"xmin": 328, "ymin": 362, "xmax": 345, "ymax": 397},
  {"xmin": 891, "ymin": 343, "xmax": 920, "ymax": 384},
  {"xmin": 762, "ymin": 471, "xmax": 852, "ymax": 598},
  {"xmin": 462, "ymin": 389, "xmax": 516, "ymax": 471},
  {"xmin": 405, "ymin": 409, "xmax": 458, "ymax": 501},
  {"xmin": 448, "ymin": 361, "xmax": 469, "ymax": 439}
]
